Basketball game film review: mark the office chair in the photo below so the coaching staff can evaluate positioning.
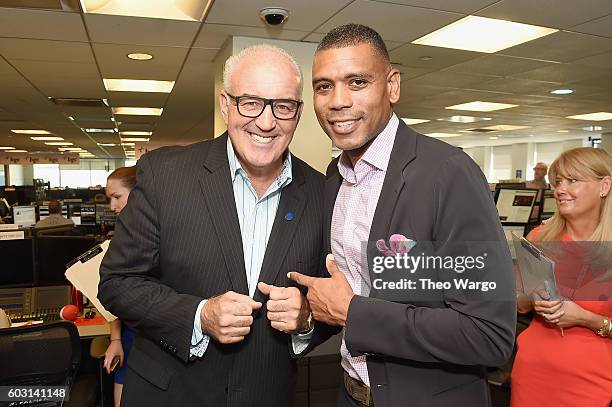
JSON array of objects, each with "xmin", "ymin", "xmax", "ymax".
[{"xmin": 0, "ymin": 321, "xmax": 95, "ymax": 406}]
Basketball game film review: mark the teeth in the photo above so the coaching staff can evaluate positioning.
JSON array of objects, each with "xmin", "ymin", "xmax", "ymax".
[
  {"xmin": 335, "ymin": 121, "xmax": 355, "ymax": 128},
  {"xmin": 249, "ymin": 133, "xmax": 275, "ymax": 143}
]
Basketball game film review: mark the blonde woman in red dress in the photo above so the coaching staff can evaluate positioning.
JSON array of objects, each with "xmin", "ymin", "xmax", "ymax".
[{"xmin": 512, "ymin": 147, "xmax": 612, "ymax": 406}]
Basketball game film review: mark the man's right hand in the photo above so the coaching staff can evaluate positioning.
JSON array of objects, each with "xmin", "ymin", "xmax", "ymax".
[{"xmin": 200, "ymin": 291, "xmax": 262, "ymax": 344}]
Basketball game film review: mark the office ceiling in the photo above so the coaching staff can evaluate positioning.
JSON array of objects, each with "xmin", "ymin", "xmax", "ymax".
[{"xmin": 0, "ymin": 0, "xmax": 611, "ymax": 158}]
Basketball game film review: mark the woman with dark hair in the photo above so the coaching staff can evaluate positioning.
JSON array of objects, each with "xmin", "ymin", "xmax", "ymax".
[
  {"xmin": 103, "ymin": 166, "xmax": 136, "ymax": 407},
  {"xmin": 512, "ymin": 148, "xmax": 612, "ymax": 406}
]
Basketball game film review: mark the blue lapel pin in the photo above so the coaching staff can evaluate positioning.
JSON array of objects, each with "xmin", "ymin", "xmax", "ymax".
[{"xmin": 285, "ymin": 211, "xmax": 294, "ymax": 221}]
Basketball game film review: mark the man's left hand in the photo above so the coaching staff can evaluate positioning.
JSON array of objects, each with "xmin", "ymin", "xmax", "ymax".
[
  {"xmin": 257, "ymin": 282, "xmax": 310, "ymax": 333},
  {"xmin": 288, "ymin": 254, "xmax": 354, "ymax": 327}
]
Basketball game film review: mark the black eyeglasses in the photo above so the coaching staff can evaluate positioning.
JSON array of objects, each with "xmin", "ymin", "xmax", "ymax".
[{"xmin": 225, "ymin": 92, "xmax": 302, "ymax": 120}]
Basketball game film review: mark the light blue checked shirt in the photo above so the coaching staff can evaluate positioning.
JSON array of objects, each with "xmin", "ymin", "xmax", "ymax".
[{"xmin": 189, "ymin": 138, "xmax": 310, "ymax": 357}]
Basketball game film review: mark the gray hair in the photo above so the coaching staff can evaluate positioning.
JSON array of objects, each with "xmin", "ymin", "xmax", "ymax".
[{"xmin": 222, "ymin": 44, "xmax": 303, "ymax": 96}]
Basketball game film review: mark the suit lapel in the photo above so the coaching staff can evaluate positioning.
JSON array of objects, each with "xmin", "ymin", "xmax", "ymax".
[
  {"xmin": 253, "ymin": 160, "xmax": 307, "ymax": 303},
  {"xmin": 198, "ymin": 134, "xmax": 249, "ymax": 295},
  {"xmin": 324, "ymin": 161, "xmax": 342, "ymax": 254},
  {"xmin": 367, "ymin": 121, "xmax": 418, "ymax": 251}
]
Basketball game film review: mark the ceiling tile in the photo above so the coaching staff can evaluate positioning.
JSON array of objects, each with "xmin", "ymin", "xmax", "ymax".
[
  {"xmin": 195, "ymin": 24, "xmax": 308, "ymax": 48},
  {"xmin": 0, "ymin": 7, "xmax": 87, "ymax": 41},
  {"xmin": 370, "ymin": 0, "xmax": 498, "ymax": 14},
  {"xmin": 476, "ymin": 0, "xmax": 612, "ymax": 29},
  {"xmin": 391, "ymin": 44, "xmax": 481, "ymax": 70},
  {"xmin": 317, "ymin": 0, "xmax": 463, "ymax": 43},
  {"xmin": 84, "ymin": 14, "xmax": 200, "ymax": 47},
  {"xmin": 570, "ymin": 14, "xmax": 612, "ymax": 38},
  {"xmin": 441, "ymin": 55, "xmax": 553, "ymax": 77},
  {"xmin": 206, "ymin": 0, "xmax": 353, "ymax": 32}
]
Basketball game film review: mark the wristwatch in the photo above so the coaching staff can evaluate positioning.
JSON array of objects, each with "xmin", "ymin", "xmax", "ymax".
[{"xmin": 298, "ymin": 312, "xmax": 314, "ymax": 334}]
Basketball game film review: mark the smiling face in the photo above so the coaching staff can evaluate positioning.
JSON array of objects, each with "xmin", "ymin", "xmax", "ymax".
[
  {"xmin": 312, "ymin": 43, "xmax": 400, "ymax": 165},
  {"xmin": 553, "ymin": 175, "xmax": 609, "ymax": 220},
  {"xmin": 220, "ymin": 52, "xmax": 302, "ymax": 178}
]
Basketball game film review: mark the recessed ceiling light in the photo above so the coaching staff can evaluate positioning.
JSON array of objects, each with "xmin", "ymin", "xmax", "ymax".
[
  {"xmin": 401, "ymin": 118, "xmax": 430, "ymax": 125},
  {"xmin": 488, "ymin": 137, "xmax": 499, "ymax": 140},
  {"xmin": 112, "ymin": 107, "xmax": 163, "ymax": 116},
  {"xmin": 437, "ymin": 115, "xmax": 492, "ymax": 123},
  {"xmin": 412, "ymin": 16, "xmax": 558, "ymax": 53},
  {"xmin": 425, "ymin": 133, "xmax": 461, "ymax": 138},
  {"xmin": 59, "ymin": 147, "xmax": 84, "ymax": 151},
  {"xmin": 121, "ymin": 137, "xmax": 150, "ymax": 142},
  {"xmin": 481, "ymin": 125, "xmax": 529, "ymax": 131},
  {"xmin": 557, "ymin": 130, "xmax": 569, "ymax": 133},
  {"xmin": 446, "ymin": 101, "xmax": 518, "ymax": 112},
  {"xmin": 97, "ymin": 143, "xmax": 118, "ymax": 147},
  {"xmin": 121, "ymin": 142, "xmax": 136, "ymax": 146},
  {"xmin": 566, "ymin": 112, "xmax": 612, "ymax": 121},
  {"xmin": 8, "ymin": 149, "xmax": 28, "ymax": 153},
  {"xmin": 80, "ymin": 0, "xmax": 210, "ymax": 21},
  {"xmin": 0, "ymin": 146, "xmax": 15, "ymax": 150},
  {"xmin": 550, "ymin": 88, "xmax": 573, "ymax": 95},
  {"xmin": 45, "ymin": 142, "xmax": 74, "ymax": 146},
  {"xmin": 419, "ymin": 56, "xmax": 433, "ymax": 61},
  {"xmin": 127, "ymin": 53, "xmax": 154, "ymax": 61},
  {"xmin": 119, "ymin": 131, "xmax": 153, "ymax": 136},
  {"xmin": 103, "ymin": 79, "xmax": 175, "ymax": 93},
  {"xmin": 11, "ymin": 129, "xmax": 51, "ymax": 135}
]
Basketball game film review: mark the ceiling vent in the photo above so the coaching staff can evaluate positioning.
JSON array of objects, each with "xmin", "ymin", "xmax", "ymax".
[{"xmin": 49, "ymin": 98, "xmax": 109, "ymax": 108}]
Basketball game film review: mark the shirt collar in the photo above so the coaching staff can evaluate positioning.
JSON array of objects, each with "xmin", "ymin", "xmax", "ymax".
[
  {"xmin": 226, "ymin": 137, "xmax": 293, "ymax": 187},
  {"xmin": 337, "ymin": 113, "xmax": 399, "ymax": 182}
]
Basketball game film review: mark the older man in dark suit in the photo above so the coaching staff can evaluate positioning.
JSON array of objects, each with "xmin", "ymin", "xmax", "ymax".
[
  {"xmin": 99, "ymin": 44, "xmax": 327, "ymax": 407},
  {"xmin": 290, "ymin": 24, "xmax": 516, "ymax": 407}
]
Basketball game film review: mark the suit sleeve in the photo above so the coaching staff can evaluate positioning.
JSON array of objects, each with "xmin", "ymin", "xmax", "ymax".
[
  {"xmin": 344, "ymin": 153, "xmax": 516, "ymax": 367},
  {"xmin": 98, "ymin": 153, "xmax": 203, "ymax": 364}
]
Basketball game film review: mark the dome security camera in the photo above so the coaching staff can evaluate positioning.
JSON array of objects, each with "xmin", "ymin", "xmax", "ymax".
[{"xmin": 259, "ymin": 7, "xmax": 290, "ymax": 26}]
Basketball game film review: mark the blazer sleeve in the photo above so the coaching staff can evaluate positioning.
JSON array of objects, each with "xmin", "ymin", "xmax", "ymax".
[
  {"xmin": 98, "ymin": 153, "xmax": 203, "ymax": 364},
  {"xmin": 344, "ymin": 153, "xmax": 516, "ymax": 367}
]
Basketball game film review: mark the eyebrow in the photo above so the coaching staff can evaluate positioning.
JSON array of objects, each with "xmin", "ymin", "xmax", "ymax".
[{"xmin": 312, "ymin": 72, "xmax": 375, "ymax": 85}]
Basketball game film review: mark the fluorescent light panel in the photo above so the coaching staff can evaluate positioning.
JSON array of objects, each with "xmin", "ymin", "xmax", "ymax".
[
  {"xmin": 481, "ymin": 125, "xmax": 529, "ymax": 131},
  {"xmin": 412, "ymin": 16, "xmax": 558, "ymax": 53},
  {"xmin": 425, "ymin": 133, "xmax": 461, "ymax": 138},
  {"xmin": 31, "ymin": 136, "xmax": 64, "ymax": 141},
  {"xmin": 83, "ymin": 128, "xmax": 116, "ymax": 133},
  {"xmin": 121, "ymin": 137, "xmax": 150, "ymax": 142},
  {"xmin": 11, "ymin": 129, "xmax": 51, "ymax": 135},
  {"xmin": 0, "ymin": 146, "xmax": 15, "ymax": 150},
  {"xmin": 45, "ymin": 142, "xmax": 74, "ymax": 146},
  {"xmin": 112, "ymin": 107, "xmax": 163, "ymax": 116},
  {"xmin": 127, "ymin": 53, "xmax": 153, "ymax": 61},
  {"xmin": 8, "ymin": 149, "xmax": 28, "ymax": 153},
  {"xmin": 103, "ymin": 79, "xmax": 175, "ymax": 93},
  {"xmin": 79, "ymin": 0, "xmax": 210, "ymax": 21},
  {"xmin": 446, "ymin": 101, "xmax": 518, "ymax": 112},
  {"xmin": 437, "ymin": 115, "xmax": 492, "ymax": 123},
  {"xmin": 401, "ymin": 118, "xmax": 430, "ymax": 125},
  {"xmin": 119, "ymin": 131, "xmax": 152, "ymax": 136},
  {"xmin": 566, "ymin": 112, "xmax": 612, "ymax": 121}
]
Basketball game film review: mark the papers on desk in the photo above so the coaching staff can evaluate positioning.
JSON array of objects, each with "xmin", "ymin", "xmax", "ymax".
[
  {"xmin": 512, "ymin": 233, "xmax": 560, "ymax": 300},
  {"xmin": 65, "ymin": 240, "xmax": 117, "ymax": 322}
]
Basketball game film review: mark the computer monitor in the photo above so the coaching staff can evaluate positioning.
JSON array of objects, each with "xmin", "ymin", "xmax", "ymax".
[
  {"xmin": 0, "ymin": 238, "xmax": 35, "ymax": 287},
  {"xmin": 12, "ymin": 205, "xmax": 37, "ymax": 227},
  {"xmin": 96, "ymin": 204, "xmax": 116, "ymax": 227},
  {"xmin": 541, "ymin": 195, "xmax": 557, "ymax": 220},
  {"xmin": 67, "ymin": 203, "xmax": 81, "ymax": 225},
  {"xmin": 80, "ymin": 204, "xmax": 96, "ymax": 226},
  {"xmin": 36, "ymin": 236, "xmax": 101, "ymax": 286},
  {"xmin": 495, "ymin": 188, "xmax": 539, "ymax": 223}
]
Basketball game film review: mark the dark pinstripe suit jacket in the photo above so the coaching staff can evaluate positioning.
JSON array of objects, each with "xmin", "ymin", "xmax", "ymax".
[{"xmin": 98, "ymin": 134, "xmax": 327, "ymax": 407}]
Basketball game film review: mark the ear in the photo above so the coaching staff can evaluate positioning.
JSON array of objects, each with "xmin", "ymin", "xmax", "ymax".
[
  {"xmin": 600, "ymin": 175, "xmax": 611, "ymax": 197},
  {"xmin": 387, "ymin": 68, "xmax": 401, "ymax": 104},
  {"xmin": 219, "ymin": 92, "xmax": 229, "ymax": 125}
]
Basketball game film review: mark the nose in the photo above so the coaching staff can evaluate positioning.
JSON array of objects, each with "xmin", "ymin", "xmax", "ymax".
[
  {"xmin": 254, "ymin": 104, "xmax": 277, "ymax": 132},
  {"xmin": 329, "ymin": 86, "xmax": 352, "ymax": 110}
]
